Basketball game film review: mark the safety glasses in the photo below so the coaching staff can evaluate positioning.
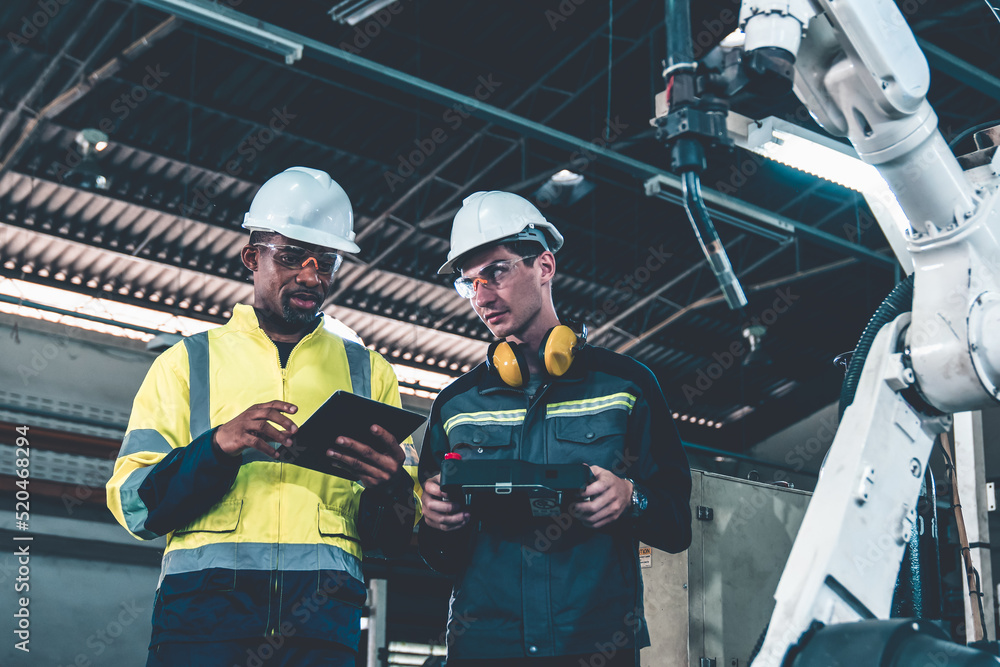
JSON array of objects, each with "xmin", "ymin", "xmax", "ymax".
[
  {"xmin": 254, "ymin": 244, "xmax": 343, "ymax": 275},
  {"xmin": 454, "ymin": 255, "xmax": 537, "ymax": 299}
]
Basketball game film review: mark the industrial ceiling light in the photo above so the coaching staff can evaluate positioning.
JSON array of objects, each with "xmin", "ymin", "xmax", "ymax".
[
  {"xmin": 726, "ymin": 405, "xmax": 755, "ymax": 421},
  {"xmin": 328, "ymin": 0, "xmax": 398, "ymax": 25},
  {"xmin": 727, "ymin": 112, "xmax": 913, "ymax": 272},
  {"xmin": 78, "ymin": 128, "xmax": 108, "ymax": 153},
  {"xmin": 64, "ymin": 129, "xmax": 110, "ymax": 191},
  {"xmin": 0, "ymin": 276, "xmax": 213, "ymax": 341},
  {"xmin": 741, "ymin": 324, "xmax": 773, "ymax": 367},
  {"xmin": 551, "ymin": 169, "xmax": 584, "ymax": 185},
  {"xmin": 532, "ymin": 169, "xmax": 595, "ymax": 207}
]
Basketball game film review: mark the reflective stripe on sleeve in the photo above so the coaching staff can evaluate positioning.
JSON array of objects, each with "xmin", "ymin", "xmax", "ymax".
[
  {"xmin": 118, "ymin": 463, "xmax": 163, "ymax": 540},
  {"xmin": 117, "ymin": 429, "xmax": 173, "ymax": 459}
]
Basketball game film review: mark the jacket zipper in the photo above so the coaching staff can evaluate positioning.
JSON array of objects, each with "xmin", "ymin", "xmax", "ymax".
[
  {"xmin": 259, "ymin": 321, "xmax": 322, "ymax": 637},
  {"xmin": 272, "ymin": 363, "xmax": 288, "ymax": 635}
]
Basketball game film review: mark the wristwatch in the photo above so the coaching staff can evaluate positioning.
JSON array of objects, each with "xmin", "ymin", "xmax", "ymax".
[{"xmin": 626, "ymin": 478, "xmax": 647, "ymax": 518}]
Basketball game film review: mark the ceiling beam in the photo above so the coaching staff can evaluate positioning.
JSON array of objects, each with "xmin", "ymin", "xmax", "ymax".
[
  {"xmin": 0, "ymin": 0, "xmax": 115, "ymax": 152},
  {"xmin": 0, "ymin": 14, "xmax": 179, "ymax": 181},
  {"xmin": 916, "ymin": 38, "xmax": 1000, "ymax": 104},
  {"xmin": 337, "ymin": 0, "xmax": 647, "ymax": 261},
  {"xmin": 133, "ymin": 0, "xmax": 896, "ymax": 270}
]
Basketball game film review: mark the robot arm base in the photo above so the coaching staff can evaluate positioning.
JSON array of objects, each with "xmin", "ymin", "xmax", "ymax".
[{"xmin": 786, "ymin": 619, "xmax": 1000, "ymax": 667}]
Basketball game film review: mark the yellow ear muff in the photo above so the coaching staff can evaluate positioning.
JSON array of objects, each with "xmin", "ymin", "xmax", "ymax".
[
  {"xmin": 540, "ymin": 324, "xmax": 580, "ymax": 378},
  {"xmin": 488, "ymin": 341, "xmax": 529, "ymax": 388}
]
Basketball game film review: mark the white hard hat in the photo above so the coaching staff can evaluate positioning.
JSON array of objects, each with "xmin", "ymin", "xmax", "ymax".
[
  {"xmin": 243, "ymin": 167, "xmax": 360, "ymax": 253},
  {"xmin": 438, "ymin": 191, "xmax": 564, "ymax": 274}
]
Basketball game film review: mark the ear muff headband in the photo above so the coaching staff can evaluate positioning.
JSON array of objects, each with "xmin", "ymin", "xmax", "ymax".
[{"xmin": 488, "ymin": 340, "xmax": 530, "ymax": 388}]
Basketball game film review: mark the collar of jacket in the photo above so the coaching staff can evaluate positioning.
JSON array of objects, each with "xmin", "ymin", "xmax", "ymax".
[
  {"xmin": 478, "ymin": 344, "xmax": 590, "ymax": 396},
  {"xmin": 229, "ymin": 303, "xmax": 326, "ymax": 339}
]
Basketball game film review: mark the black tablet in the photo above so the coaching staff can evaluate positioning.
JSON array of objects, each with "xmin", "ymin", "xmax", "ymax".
[
  {"xmin": 440, "ymin": 460, "xmax": 594, "ymax": 515},
  {"xmin": 276, "ymin": 391, "xmax": 426, "ymax": 479}
]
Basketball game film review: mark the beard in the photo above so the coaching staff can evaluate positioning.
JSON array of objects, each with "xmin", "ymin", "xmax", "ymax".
[{"xmin": 281, "ymin": 294, "xmax": 322, "ymax": 327}]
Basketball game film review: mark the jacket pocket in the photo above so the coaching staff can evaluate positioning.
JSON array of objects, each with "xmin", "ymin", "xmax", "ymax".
[
  {"xmin": 318, "ymin": 504, "xmax": 359, "ymax": 542},
  {"xmin": 174, "ymin": 499, "xmax": 243, "ymax": 535},
  {"xmin": 550, "ymin": 410, "xmax": 629, "ymax": 468},
  {"xmin": 448, "ymin": 423, "xmax": 516, "ymax": 460}
]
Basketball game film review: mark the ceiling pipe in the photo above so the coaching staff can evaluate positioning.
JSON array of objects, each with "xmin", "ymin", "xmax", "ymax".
[{"xmin": 132, "ymin": 0, "xmax": 896, "ymax": 269}]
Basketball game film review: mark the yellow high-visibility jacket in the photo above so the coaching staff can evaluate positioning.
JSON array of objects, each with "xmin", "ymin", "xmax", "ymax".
[{"xmin": 107, "ymin": 305, "xmax": 420, "ymax": 649}]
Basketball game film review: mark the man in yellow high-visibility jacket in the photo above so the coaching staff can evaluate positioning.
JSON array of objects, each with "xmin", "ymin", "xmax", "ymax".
[{"xmin": 107, "ymin": 167, "xmax": 421, "ymax": 667}]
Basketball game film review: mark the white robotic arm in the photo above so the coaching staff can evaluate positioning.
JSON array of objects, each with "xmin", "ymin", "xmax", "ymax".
[{"xmin": 738, "ymin": 1, "xmax": 1000, "ymax": 664}]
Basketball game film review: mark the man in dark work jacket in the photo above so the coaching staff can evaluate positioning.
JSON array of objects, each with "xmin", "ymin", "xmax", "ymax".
[{"xmin": 418, "ymin": 191, "xmax": 692, "ymax": 667}]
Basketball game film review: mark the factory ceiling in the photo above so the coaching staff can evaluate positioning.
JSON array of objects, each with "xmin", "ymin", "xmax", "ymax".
[{"xmin": 1, "ymin": 0, "xmax": 997, "ymax": 454}]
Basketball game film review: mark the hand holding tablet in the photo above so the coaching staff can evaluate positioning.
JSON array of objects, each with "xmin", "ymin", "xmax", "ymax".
[{"xmin": 276, "ymin": 391, "xmax": 425, "ymax": 483}]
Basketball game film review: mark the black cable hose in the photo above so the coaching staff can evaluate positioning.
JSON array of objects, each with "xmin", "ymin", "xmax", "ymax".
[
  {"xmin": 839, "ymin": 273, "xmax": 915, "ymax": 419},
  {"xmin": 683, "ymin": 171, "xmax": 718, "ymax": 247}
]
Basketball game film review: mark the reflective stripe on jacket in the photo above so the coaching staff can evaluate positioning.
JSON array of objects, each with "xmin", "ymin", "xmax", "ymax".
[{"xmin": 107, "ymin": 304, "xmax": 420, "ymax": 648}]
